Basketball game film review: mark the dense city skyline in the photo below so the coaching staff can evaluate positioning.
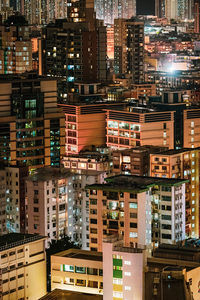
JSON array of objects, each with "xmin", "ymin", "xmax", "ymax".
[{"xmin": 1, "ymin": 0, "xmax": 200, "ymax": 299}]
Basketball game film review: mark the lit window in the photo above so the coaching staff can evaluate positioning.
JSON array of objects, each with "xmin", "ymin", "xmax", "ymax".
[
  {"xmin": 125, "ymin": 286, "xmax": 131, "ymax": 291},
  {"xmin": 129, "ymin": 232, "xmax": 137, "ymax": 238},
  {"xmin": 124, "ymin": 261, "xmax": 131, "ymax": 265},
  {"xmin": 113, "ymin": 291, "xmax": 123, "ymax": 298},
  {"xmin": 113, "ymin": 278, "xmax": 123, "ymax": 285},
  {"xmin": 124, "ymin": 272, "xmax": 131, "ymax": 276}
]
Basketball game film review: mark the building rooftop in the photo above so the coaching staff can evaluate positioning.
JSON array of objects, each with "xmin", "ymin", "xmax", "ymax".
[
  {"xmin": 39, "ymin": 289, "xmax": 103, "ymax": 300},
  {"xmin": 64, "ymin": 151, "xmax": 109, "ymax": 161},
  {"xmin": 53, "ymin": 248, "xmax": 102, "ymax": 262},
  {"xmin": 0, "ymin": 72, "xmax": 59, "ymax": 83},
  {"xmin": 151, "ymin": 147, "xmax": 200, "ymax": 156},
  {"xmin": 26, "ymin": 167, "xmax": 71, "ymax": 182},
  {"xmin": 0, "ymin": 233, "xmax": 45, "ymax": 252},
  {"xmin": 86, "ymin": 175, "xmax": 188, "ymax": 193}
]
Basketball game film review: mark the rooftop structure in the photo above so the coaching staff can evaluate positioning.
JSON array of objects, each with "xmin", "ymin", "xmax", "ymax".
[{"xmin": 0, "ymin": 233, "xmax": 45, "ymax": 251}]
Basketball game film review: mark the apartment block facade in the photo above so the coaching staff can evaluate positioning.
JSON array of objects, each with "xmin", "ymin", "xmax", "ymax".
[
  {"xmin": 26, "ymin": 167, "xmax": 107, "ymax": 249},
  {"xmin": 0, "ymin": 233, "xmax": 46, "ymax": 300},
  {"xmin": 60, "ymin": 102, "xmax": 125, "ymax": 155},
  {"xmin": 112, "ymin": 146, "xmax": 167, "ymax": 176},
  {"xmin": 150, "ymin": 148, "xmax": 200, "ymax": 238},
  {"xmin": 106, "ymin": 109, "xmax": 174, "ymax": 150},
  {"xmin": 114, "ymin": 18, "xmax": 144, "ymax": 84},
  {"xmin": 86, "ymin": 175, "xmax": 186, "ymax": 252},
  {"xmin": 103, "ymin": 237, "xmax": 146, "ymax": 300},
  {"xmin": 0, "ymin": 16, "xmax": 32, "ymax": 74},
  {"xmin": 0, "ymin": 74, "xmax": 65, "ymax": 169},
  {"xmin": 51, "ymin": 248, "xmax": 103, "ymax": 295}
]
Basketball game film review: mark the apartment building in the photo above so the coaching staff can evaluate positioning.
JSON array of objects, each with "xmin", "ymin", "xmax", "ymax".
[
  {"xmin": 0, "ymin": 15, "xmax": 32, "ymax": 74},
  {"xmin": 106, "ymin": 108, "xmax": 174, "ymax": 150},
  {"xmin": 60, "ymin": 101, "xmax": 125, "ymax": 155},
  {"xmin": 51, "ymin": 248, "xmax": 103, "ymax": 295},
  {"xmin": 26, "ymin": 167, "xmax": 107, "ymax": 249},
  {"xmin": 183, "ymin": 109, "xmax": 200, "ymax": 148},
  {"xmin": 112, "ymin": 146, "xmax": 167, "ymax": 176},
  {"xmin": 0, "ymin": 167, "xmax": 22, "ymax": 235},
  {"xmin": 86, "ymin": 175, "xmax": 186, "ymax": 252},
  {"xmin": 0, "ymin": 233, "xmax": 46, "ymax": 300},
  {"xmin": 26, "ymin": 168, "xmax": 71, "ymax": 245},
  {"xmin": 150, "ymin": 148, "xmax": 200, "ymax": 238},
  {"xmin": 103, "ymin": 236, "xmax": 146, "ymax": 300},
  {"xmin": 0, "ymin": 73, "xmax": 65, "ymax": 169},
  {"xmin": 114, "ymin": 18, "xmax": 144, "ymax": 84}
]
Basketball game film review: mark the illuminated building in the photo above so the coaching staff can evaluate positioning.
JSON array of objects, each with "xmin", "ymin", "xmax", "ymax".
[
  {"xmin": 0, "ymin": 233, "xmax": 46, "ymax": 299},
  {"xmin": 131, "ymin": 83, "xmax": 157, "ymax": 98},
  {"xmin": 194, "ymin": 0, "xmax": 200, "ymax": 33},
  {"xmin": 40, "ymin": 19, "xmax": 107, "ymax": 91},
  {"xmin": 0, "ymin": 167, "xmax": 21, "ymax": 234},
  {"xmin": 114, "ymin": 18, "xmax": 144, "ymax": 84},
  {"xmin": 86, "ymin": 175, "xmax": 186, "ymax": 251},
  {"xmin": 150, "ymin": 148, "xmax": 200, "ymax": 238},
  {"xmin": 0, "ymin": 15, "xmax": 32, "ymax": 74},
  {"xmin": 95, "ymin": 0, "xmax": 136, "ymax": 25},
  {"xmin": 103, "ymin": 237, "xmax": 146, "ymax": 300},
  {"xmin": 112, "ymin": 146, "xmax": 167, "ymax": 176},
  {"xmin": 107, "ymin": 25, "xmax": 114, "ymax": 60},
  {"xmin": 0, "ymin": 74, "xmax": 65, "ymax": 232},
  {"xmin": 51, "ymin": 248, "xmax": 103, "ymax": 295},
  {"xmin": 0, "ymin": 74, "xmax": 65, "ymax": 169},
  {"xmin": 26, "ymin": 166, "xmax": 107, "ymax": 249},
  {"xmin": 26, "ymin": 168, "xmax": 70, "ymax": 246},
  {"xmin": 183, "ymin": 109, "xmax": 200, "ymax": 148},
  {"xmin": 60, "ymin": 91, "xmax": 125, "ymax": 154},
  {"xmin": 106, "ymin": 108, "xmax": 174, "ymax": 150}
]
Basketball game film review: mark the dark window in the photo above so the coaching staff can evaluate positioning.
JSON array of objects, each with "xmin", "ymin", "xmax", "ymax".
[{"xmin": 130, "ymin": 222, "xmax": 137, "ymax": 228}]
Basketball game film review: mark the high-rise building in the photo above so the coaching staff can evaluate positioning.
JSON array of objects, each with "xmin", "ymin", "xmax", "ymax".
[
  {"xmin": 0, "ymin": 74, "xmax": 65, "ymax": 232},
  {"xmin": 95, "ymin": 0, "xmax": 136, "ymax": 25},
  {"xmin": 0, "ymin": 15, "xmax": 32, "ymax": 74},
  {"xmin": 26, "ymin": 165, "xmax": 108, "ymax": 249},
  {"xmin": 0, "ymin": 167, "xmax": 21, "ymax": 235},
  {"xmin": 114, "ymin": 18, "xmax": 144, "ymax": 84},
  {"xmin": 86, "ymin": 175, "xmax": 186, "ymax": 251},
  {"xmin": 156, "ymin": 0, "xmax": 194, "ymax": 20},
  {"xmin": 0, "ymin": 74, "xmax": 65, "ymax": 169},
  {"xmin": 40, "ymin": 19, "xmax": 107, "ymax": 91},
  {"xmin": 150, "ymin": 148, "xmax": 200, "ymax": 238},
  {"xmin": 194, "ymin": 0, "xmax": 200, "ymax": 33}
]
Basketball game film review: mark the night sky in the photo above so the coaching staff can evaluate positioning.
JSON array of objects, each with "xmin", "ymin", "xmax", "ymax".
[{"xmin": 136, "ymin": 0, "xmax": 155, "ymax": 15}]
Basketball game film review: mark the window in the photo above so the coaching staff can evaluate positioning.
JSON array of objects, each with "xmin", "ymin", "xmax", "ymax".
[
  {"xmin": 75, "ymin": 266, "xmax": 86, "ymax": 274},
  {"xmin": 129, "ymin": 232, "xmax": 138, "ymax": 238},
  {"xmin": 162, "ymin": 234, "xmax": 171, "ymax": 239},
  {"xmin": 125, "ymin": 286, "xmax": 131, "ymax": 291},
  {"xmin": 113, "ymin": 278, "xmax": 123, "ymax": 285},
  {"xmin": 90, "ymin": 219, "xmax": 97, "ymax": 224},
  {"xmin": 63, "ymin": 265, "xmax": 74, "ymax": 272},
  {"xmin": 124, "ymin": 272, "xmax": 131, "ymax": 276},
  {"xmin": 161, "ymin": 215, "xmax": 171, "ymax": 220},
  {"xmin": 33, "ymin": 207, "xmax": 39, "ymax": 212},
  {"xmin": 130, "ymin": 213, "xmax": 137, "ymax": 218},
  {"xmin": 129, "ymin": 202, "xmax": 137, "ymax": 209},
  {"xmin": 130, "ymin": 222, "xmax": 137, "ymax": 228},
  {"xmin": 124, "ymin": 261, "xmax": 131, "ymax": 265},
  {"xmin": 130, "ymin": 193, "xmax": 137, "ymax": 199}
]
